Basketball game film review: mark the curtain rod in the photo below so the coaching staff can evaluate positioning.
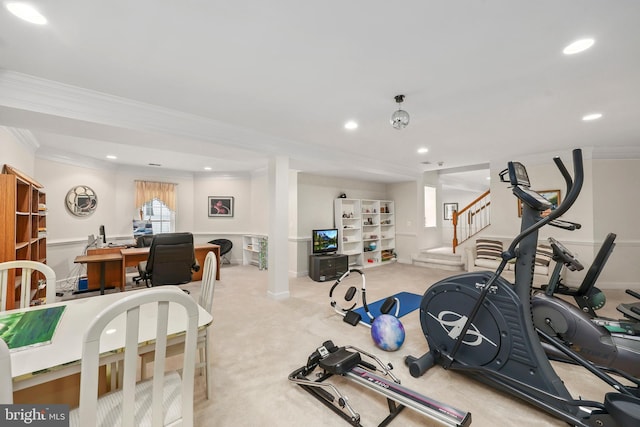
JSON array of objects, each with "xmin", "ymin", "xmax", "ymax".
[{"xmin": 134, "ymin": 180, "xmax": 179, "ymax": 185}]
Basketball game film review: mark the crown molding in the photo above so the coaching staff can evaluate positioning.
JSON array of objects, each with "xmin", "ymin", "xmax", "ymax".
[
  {"xmin": 0, "ymin": 69, "xmax": 288, "ymax": 151},
  {"xmin": 3, "ymin": 126, "xmax": 39, "ymax": 153}
]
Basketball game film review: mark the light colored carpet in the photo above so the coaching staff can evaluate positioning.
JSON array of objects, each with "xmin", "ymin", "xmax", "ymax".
[{"xmin": 174, "ymin": 262, "xmax": 635, "ymax": 427}]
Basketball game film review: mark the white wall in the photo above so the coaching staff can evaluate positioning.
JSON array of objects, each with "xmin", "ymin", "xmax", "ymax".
[
  {"xmin": 417, "ymin": 170, "xmax": 442, "ymax": 251},
  {"xmin": 388, "ymin": 181, "xmax": 419, "ymax": 264},
  {"xmin": 592, "ymin": 159, "xmax": 640, "ymax": 288},
  {"xmin": 0, "ymin": 127, "xmax": 35, "ymax": 176},
  {"xmin": 294, "ymin": 173, "xmax": 389, "ymax": 275},
  {"xmin": 4, "ymin": 136, "xmax": 638, "ymax": 289}
]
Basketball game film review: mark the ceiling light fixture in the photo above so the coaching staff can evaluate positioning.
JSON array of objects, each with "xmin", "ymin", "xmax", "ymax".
[
  {"xmin": 582, "ymin": 113, "xmax": 603, "ymax": 121},
  {"xmin": 6, "ymin": 2, "xmax": 47, "ymax": 25},
  {"xmin": 563, "ymin": 38, "xmax": 595, "ymax": 55},
  {"xmin": 344, "ymin": 120, "xmax": 358, "ymax": 130},
  {"xmin": 390, "ymin": 95, "xmax": 410, "ymax": 130},
  {"xmin": 106, "ymin": 155, "xmax": 117, "ymax": 160},
  {"xmin": 204, "ymin": 166, "xmax": 212, "ymax": 171},
  {"xmin": 417, "ymin": 147, "xmax": 429, "ymax": 154}
]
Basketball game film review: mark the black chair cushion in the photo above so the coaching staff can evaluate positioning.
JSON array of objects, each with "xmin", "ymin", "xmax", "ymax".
[{"xmin": 208, "ymin": 239, "xmax": 233, "ymax": 255}]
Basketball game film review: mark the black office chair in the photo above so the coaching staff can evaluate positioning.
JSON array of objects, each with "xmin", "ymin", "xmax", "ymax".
[
  {"xmin": 208, "ymin": 238, "xmax": 233, "ymax": 264},
  {"xmin": 136, "ymin": 234, "xmax": 154, "ymax": 248},
  {"xmin": 138, "ymin": 232, "xmax": 200, "ymax": 287},
  {"xmin": 132, "ymin": 235, "xmax": 155, "ymax": 286}
]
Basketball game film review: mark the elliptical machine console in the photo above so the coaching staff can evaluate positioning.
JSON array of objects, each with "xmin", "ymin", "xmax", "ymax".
[{"xmin": 406, "ymin": 149, "xmax": 640, "ymax": 427}]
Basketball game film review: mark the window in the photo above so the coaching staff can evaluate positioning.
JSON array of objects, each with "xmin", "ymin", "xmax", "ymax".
[
  {"xmin": 424, "ymin": 185, "xmax": 436, "ymax": 227},
  {"xmin": 141, "ymin": 199, "xmax": 175, "ymax": 233},
  {"xmin": 135, "ymin": 180, "xmax": 177, "ymax": 233}
]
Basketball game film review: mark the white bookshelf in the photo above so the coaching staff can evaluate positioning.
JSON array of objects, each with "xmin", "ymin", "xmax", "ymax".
[
  {"xmin": 334, "ymin": 198, "xmax": 395, "ymax": 268},
  {"xmin": 242, "ymin": 234, "xmax": 268, "ymax": 269}
]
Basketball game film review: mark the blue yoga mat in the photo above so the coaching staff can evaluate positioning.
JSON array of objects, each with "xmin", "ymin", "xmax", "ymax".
[{"xmin": 351, "ymin": 292, "xmax": 422, "ymax": 326}]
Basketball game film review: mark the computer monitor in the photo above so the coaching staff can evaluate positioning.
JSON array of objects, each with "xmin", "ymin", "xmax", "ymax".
[
  {"xmin": 99, "ymin": 225, "xmax": 106, "ymax": 244},
  {"xmin": 133, "ymin": 220, "xmax": 154, "ymax": 237}
]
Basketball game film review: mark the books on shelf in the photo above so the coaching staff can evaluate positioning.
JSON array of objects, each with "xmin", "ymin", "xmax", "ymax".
[{"xmin": 0, "ymin": 305, "xmax": 66, "ymax": 352}]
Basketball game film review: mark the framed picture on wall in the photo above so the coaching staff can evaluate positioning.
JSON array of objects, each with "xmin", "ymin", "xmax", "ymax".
[
  {"xmin": 208, "ymin": 196, "xmax": 234, "ymax": 217},
  {"xmin": 443, "ymin": 203, "xmax": 458, "ymax": 220},
  {"xmin": 517, "ymin": 189, "xmax": 560, "ymax": 217}
]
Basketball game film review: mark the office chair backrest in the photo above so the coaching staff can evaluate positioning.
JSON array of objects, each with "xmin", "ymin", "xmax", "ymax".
[
  {"xmin": 146, "ymin": 232, "xmax": 197, "ymax": 286},
  {"xmin": 0, "ymin": 260, "xmax": 56, "ymax": 310},
  {"xmin": 136, "ymin": 235, "xmax": 154, "ymax": 248}
]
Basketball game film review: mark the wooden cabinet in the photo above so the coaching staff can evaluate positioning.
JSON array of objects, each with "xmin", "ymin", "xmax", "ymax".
[
  {"xmin": 1, "ymin": 165, "xmax": 48, "ymax": 309},
  {"xmin": 334, "ymin": 198, "xmax": 395, "ymax": 268}
]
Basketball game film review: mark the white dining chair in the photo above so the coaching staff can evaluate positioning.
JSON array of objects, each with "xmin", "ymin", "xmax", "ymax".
[
  {"xmin": 196, "ymin": 251, "xmax": 216, "ymax": 399},
  {"xmin": 0, "ymin": 338, "xmax": 12, "ymax": 404},
  {"xmin": 141, "ymin": 251, "xmax": 217, "ymax": 399},
  {"xmin": 69, "ymin": 287, "xmax": 199, "ymax": 427},
  {"xmin": 0, "ymin": 260, "xmax": 56, "ymax": 311}
]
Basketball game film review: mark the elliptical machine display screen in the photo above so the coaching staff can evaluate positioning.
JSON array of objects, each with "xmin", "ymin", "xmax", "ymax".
[{"xmin": 507, "ymin": 161, "xmax": 530, "ymax": 187}]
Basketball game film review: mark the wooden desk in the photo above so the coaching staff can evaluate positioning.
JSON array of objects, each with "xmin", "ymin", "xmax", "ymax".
[
  {"xmin": 10, "ymin": 288, "xmax": 213, "ymax": 404},
  {"xmin": 120, "ymin": 243, "xmax": 220, "ymax": 287},
  {"xmin": 74, "ymin": 252, "xmax": 124, "ymax": 294},
  {"xmin": 85, "ymin": 246, "xmax": 127, "ymax": 292}
]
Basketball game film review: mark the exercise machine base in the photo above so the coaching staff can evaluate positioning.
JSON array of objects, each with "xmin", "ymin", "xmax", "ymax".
[{"xmin": 288, "ymin": 341, "xmax": 471, "ymax": 427}]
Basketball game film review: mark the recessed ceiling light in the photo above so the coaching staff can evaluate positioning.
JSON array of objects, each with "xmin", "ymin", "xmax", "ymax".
[
  {"xmin": 6, "ymin": 2, "xmax": 48, "ymax": 25},
  {"xmin": 563, "ymin": 38, "xmax": 595, "ymax": 55},
  {"xmin": 204, "ymin": 166, "xmax": 212, "ymax": 171},
  {"xmin": 582, "ymin": 113, "xmax": 603, "ymax": 121},
  {"xmin": 417, "ymin": 147, "xmax": 429, "ymax": 154},
  {"xmin": 106, "ymin": 155, "xmax": 117, "ymax": 160},
  {"xmin": 344, "ymin": 121, "xmax": 358, "ymax": 130}
]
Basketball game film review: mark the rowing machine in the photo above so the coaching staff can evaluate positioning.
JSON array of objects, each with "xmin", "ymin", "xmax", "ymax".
[{"xmin": 288, "ymin": 340, "xmax": 471, "ymax": 427}]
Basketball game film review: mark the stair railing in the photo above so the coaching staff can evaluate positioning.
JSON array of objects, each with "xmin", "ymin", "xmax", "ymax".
[{"xmin": 452, "ymin": 190, "xmax": 491, "ymax": 253}]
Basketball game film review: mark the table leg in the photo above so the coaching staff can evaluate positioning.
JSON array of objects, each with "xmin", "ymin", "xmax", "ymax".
[{"xmin": 99, "ymin": 262, "xmax": 106, "ymax": 295}]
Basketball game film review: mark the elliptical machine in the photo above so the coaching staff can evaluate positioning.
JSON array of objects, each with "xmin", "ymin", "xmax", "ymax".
[
  {"xmin": 531, "ymin": 235, "xmax": 640, "ymax": 377},
  {"xmin": 406, "ymin": 149, "xmax": 640, "ymax": 426}
]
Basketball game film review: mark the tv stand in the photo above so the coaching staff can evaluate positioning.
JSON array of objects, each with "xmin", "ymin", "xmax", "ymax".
[{"xmin": 309, "ymin": 254, "xmax": 348, "ymax": 282}]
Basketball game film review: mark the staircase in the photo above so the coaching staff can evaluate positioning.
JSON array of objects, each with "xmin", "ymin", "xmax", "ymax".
[{"xmin": 412, "ymin": 247, "xmax": 465, "ymax": 271}]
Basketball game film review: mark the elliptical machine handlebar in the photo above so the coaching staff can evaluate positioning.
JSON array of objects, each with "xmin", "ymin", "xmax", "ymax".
[
  {"xmin": 549, "ymin": 219, "xmax": 581, "ymax": 231},
  {"xmin": 504, "ymin": 149, "xmax": 583, "ymax": 259}
]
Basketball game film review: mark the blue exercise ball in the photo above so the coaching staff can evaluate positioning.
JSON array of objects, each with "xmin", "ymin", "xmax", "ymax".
[{"xmin": 371, "ymin": 314, "xmax": 405, "ymax": 351}]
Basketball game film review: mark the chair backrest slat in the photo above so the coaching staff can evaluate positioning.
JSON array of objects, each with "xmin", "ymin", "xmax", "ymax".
[
  {"xmin": 199, "ymin": 251, "xmax": 218, "ymax": 315},
  {"xmin": 0, "ymin": 261, "xmax": 56, "ymax": 310}
]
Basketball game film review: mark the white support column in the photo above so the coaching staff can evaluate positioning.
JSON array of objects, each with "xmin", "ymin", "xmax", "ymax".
[{"xmin": 267, "ymin": 156, "xmax": 290, "ymax": 299}]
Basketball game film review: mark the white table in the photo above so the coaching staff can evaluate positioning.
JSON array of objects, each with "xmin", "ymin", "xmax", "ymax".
[{"xmin": 9, "ymin": 288, "xmax": 213, "ymax": 391}]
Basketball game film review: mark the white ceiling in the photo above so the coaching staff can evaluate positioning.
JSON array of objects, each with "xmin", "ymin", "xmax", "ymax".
[{"xmin": 1, "ymin": 1, "xmax": 639, "ymax": 184}]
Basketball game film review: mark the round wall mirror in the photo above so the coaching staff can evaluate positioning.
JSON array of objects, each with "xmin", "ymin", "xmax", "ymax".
[{"xmin": 65, "ymin": 185, "xmax": 98, "ymax": 216}]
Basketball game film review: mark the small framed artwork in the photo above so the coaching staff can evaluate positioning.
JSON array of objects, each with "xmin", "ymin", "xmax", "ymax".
[
  {"xmin": 208, "ymin": 196, "xmax": 234, "ymax": 217},
  {"xmin": 444, "ymin": 202, "xmax": 458, "ymax": 220},
  {"xmin": 517, "ymin": 189, "xmax": 560, "ymax": 217}
]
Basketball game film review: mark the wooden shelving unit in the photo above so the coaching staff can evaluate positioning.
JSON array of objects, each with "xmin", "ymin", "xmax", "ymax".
[{"xmin": 1, "ymin": 165, "xmax": 48, "ymax": 309}]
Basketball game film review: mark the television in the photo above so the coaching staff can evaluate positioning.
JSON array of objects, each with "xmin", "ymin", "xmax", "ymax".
[{"xmin": 312, "ymin": 228, "xmax": 339, "ymax": 255}]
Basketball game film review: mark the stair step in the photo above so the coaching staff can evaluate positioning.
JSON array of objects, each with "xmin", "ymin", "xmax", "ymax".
[
  {"xmin": 412, "ymin": 246, "xmax": 465, "ymax": 271},
  {"xmin": 412, "ymin": 256, "xmax": 465, "ymax": 271}
]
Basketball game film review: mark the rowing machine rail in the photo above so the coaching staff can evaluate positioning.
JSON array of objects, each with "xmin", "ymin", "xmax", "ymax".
[{"xmin": 288, "ymin": 341, "xmax": 471, "ymax": 427}]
